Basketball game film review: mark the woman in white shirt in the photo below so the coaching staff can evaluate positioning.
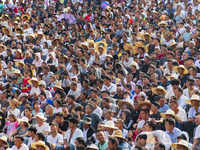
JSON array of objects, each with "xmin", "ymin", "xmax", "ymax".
[{"xmin": 7, "ymin": 98, "xmax": 20, "ymax": 118}]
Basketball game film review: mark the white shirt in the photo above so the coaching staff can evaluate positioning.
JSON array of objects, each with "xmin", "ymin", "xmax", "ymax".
[
  {"xmin": 122, "ymin": 59, "xmax": 133, "ymax": 68},
  {"xmin": 27, "ymin": 137, "xmax": 35, "ymax": 147},
  {"xmin": 183, "ymin": 87, "xmax": 197, "ymax": 99},
  {"xmin": 64, "ymin": 128, "xmax": 83, "ymax": 144},
  {"xmin": 53, "ymin": 107, "xmax": 62, "ymax": 114},
  {"xmin": 34, "ymin": 122, "xmax": 50, "ymax": 134},
  {"xmin": 175, "ymin": 107, "xmax": 187, "ymax": 122},
  {"xmin": 101, "ymin": 83, "xmax": 117, "ymax": 96},
  {"xmin": 137, "ymin": 118, "xmax": 151, "ymax": 129},
  {"xmin": 7, "ymin": 108, "xmax": 20, "ymax": 118},
  {"xmin": 178, "ymin": 95, "xmax": 188, "ymax": 109},
  {"xmin": 83, "ymin": 128, "xmax": 89, "ymax": 141},
  {"xmin": 30, "ymin": 87, "xmax": 41, "ymax": 95},
  {"xmin": 47, "ymin": 133, "xmax": 63, "ymax": 145},
  {"xmin": 93, "ymin": 107, "xmax": 103, "ymax": 117},
  {"xmin": 67, "ymin": 89, "xmax": 81, "ymax": 98},
  {"xmin": 12, "ymin": 143, "xmax": 29, "ymax": 150},
  {"xmin": 195, "ymin": 124, "xmax": 200, "ymax": 139}
]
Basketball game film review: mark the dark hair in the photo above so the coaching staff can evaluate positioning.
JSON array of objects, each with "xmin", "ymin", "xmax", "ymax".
[
  {"xmin": 143, "ymin": 75, "xmax": 150, "ymax": 80},
  {"xmin": 141, "ymin": 108, "xmax": 149, "ymax": 114},
  {"xmin": 144, "ymin": 121, "xmax": 157, "ymax": 131},
  {"xmin": 69, "ymin": 117, "xmax": 79, "ymax": 124},
  {"xmin": 86, "ymin": 104, "xmax": 94, "ymax": 111},
  {"xmin": 108, "ymin": 137, "xmax": 118, "ymax": 147},
  {"xmin": 165, "ymin": 118, "xmax": 175, "ymax": 127},
  {"xmin": 102, "ymin": 97, "xmax": 110, "ymax": 103},
  {"xmin": 104, "ymin": 76, "xmax": 111, "ymax": 81},
  {"xmin": 177, "ymin": 134, "xmax": 187, "ymax": 141},
  {"xmin": 155, "ymin": 142, "xmax": 165, "ymax": 150},
  {"xmin": 137, "ymin": 134, "xmax": 147, "ymax": 140},
  {"xmin": 67, "ymin": 95, "xmax": 76, "ymax": 101},
  {"xmin": 25, "ymin": 106, "xmax": 33, "ymax": 112},
  {"xmin": 36, "ymin": 133, "xmax": 45, "ymax": 141},
  {"xmin": 55, "ymin": 112, "xmax": 63, "ymax": 117},
  {"xmin": 157, "ymin": 95, "xmax": 165, "ymax": 101},
  {"xmin": 175, "ymin": 87, "xmax": 183, "ymax": 94},
  {"xmin": 28, "ymin": 126, "xmax": 37, "ymax": 134},
  {"xmin": 152, "ymin": 101, "xmax": 160, "ymax": 109},
  {"xmin": 170, "ymin": 79, "xmax": 180, "ymax": 85},
  {"xmin": 136, "ymin": 84, "xmax": 143, "ymax": 91},
  {"xmin": 134, "ymin": 145, "xmax": 143, "ymax": 150},
  {"xmin": 75, "ymin": 137, "xmax": 85, "ymax": 146}
]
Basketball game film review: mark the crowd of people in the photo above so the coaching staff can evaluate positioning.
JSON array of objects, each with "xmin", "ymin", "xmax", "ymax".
[{"xmin": 0, "ymin": 0, "xmax": 199, "ymax": 149}]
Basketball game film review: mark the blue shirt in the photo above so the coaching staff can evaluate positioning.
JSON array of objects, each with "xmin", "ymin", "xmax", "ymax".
[
  {"xmin": 159, "ymin": 104, "xmax": 169, "ymax": 113},
  {"xmin": 24, "ymin": 57, "xmax": 34, "ymax": 64},
  {"xmin": 188, "ymin": 106, "xmax": 200, "ymax": 119},
  {"xmin": 165, "ymin": 127, "xmax": 181, "ymax": 143},
  {"xmin": 183, "ymin": 32, "xmax": 191, "ymax": 41}
]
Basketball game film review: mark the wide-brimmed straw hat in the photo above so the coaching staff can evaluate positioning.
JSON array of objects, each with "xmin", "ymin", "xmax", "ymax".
[
  {"xmin": 21, "ymin": 14, "xmax": 30, "ymax": 21},
  {"xmin": 36, "ymin": 112, "xmax": 47, "ymax": 121},
  {"xmin": 94, "ymin": 41, "xmax": 107, "ymax": 53},
  {"xmin": 163, "ymin": 30, "xmax": 174, "ymax": 39},
  {"xmin": 2, "ymin": 27, "xmax": 11, "ymax": 35},
  {"xmin": 160, "ymin": 109, "xmax": 179, "ymax": 121},
  {"xmin": 15, "ymin": 61, "xmax": 25, "ymax": 67},
  {"xmin": 15, "ymin": 27, "xmax": 24, "ymax": 34},
  {"xmin": 109, "ymin": 130, "xmax": 127, "ymax": 141},
  {"xmin": 141, "ymin": 33, "xmax": 152, "ymax": 40},
  {"xmin": 36, "ymin": 31, "xmax": 45, "ymax": 37},
  {"xmin": 118, "ymin": 100, "xmax": 134, "ymax": 111},
  {"xmin": 171, "ymin": 140, "xmax": 191, "ymax": 150},
  {"xmin": 158, "ymin": 21, "xmax": 168, "ymax": 27},
  {"xmin": 9, "ymin": 98, "xmax": 21, "ymax": 107},
  {"xmin": 2, "ymin": 14, "xmax": 9, "ymax": 20},
  {"xmin": 31, "ymin": 141, "xmax": 49, "ymax": 150},
  {"xmin": 124, "ymin": 43, "xmax": 136, "ymax": 56},
  {"xmin": 185, "ymin": 95, "xmax": 200, "ymax": 105},
  {"xmin": 0, "ymin": 136, "xmax": 9, "ymax": 147},
  {"xmin": 28, "ymin": 77, "xmax": 41, "ymax": 86},
  {"xmin": 168, "ymin": 41, "xmax": 177, "ymax": 48},
  {"xmin": 12, "ymin": 69, "xmax": 22, "ymax": 76},
  {"xmin": 130, "ymin": 61, "xmax": 140, "ymax": 70},
  {"xmin": 135, "ymin": 43, "xmax": 148, "ymax": 53},
  {"xmin": 173, "ymin": 65, "xmax": 188, "ymax": 74},
  {"xmin": 0, "ymin": 45, "xmax": 6, "ymax": 51},
  {"xmin": 18, "ymin": 117, "xmax": 30, "ymax": 126},
  {"xmin": 151, "ymin": 86, "xmax": 167, "ymax": 95},
  {"xmin": 167, "ymin": 74, "xmax": 178, "ymax": 80},
  {"xmin": 15, "ymin": 49, "xmax": 22, "ymax": 53},
  {"xmin": 52, "ymin": 82, "xmax": 63, "ymax": 90},
  {"xmin": 84, "ymin": 144, "xmax": 99, "ymax": 150},
  {"xmin": 87, "ymin": 39, "xmax": 94, "ymax": 45},
  {"xmin": 138, "ymin": 100, "xmax": 151, "ymax": 107},
  {"xmin": 27, "ymin": 33, "xmax": 35, "ymax": 39},
  {"xmin": 103, "ymin": 121, "xmax": 118, "ymax": 129},
  {"xmin": 80, "ymin": 42, "xmax": 89, "ymax": 49}
]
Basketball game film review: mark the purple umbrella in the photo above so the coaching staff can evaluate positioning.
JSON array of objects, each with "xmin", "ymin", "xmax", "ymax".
[{"xmin": 63, "ymin": 14, "xmax": 76, "ymax": 25}]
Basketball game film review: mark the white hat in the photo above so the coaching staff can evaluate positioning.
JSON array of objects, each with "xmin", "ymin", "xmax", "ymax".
[
  {"xmin": 85, "ymin": 144, "xmax": 99, "ymax": 150},
  {"xmin": 31, "ymin": 141, "xmax": 49, "ymax": 150},
  {"xmin": 18, "ymin": 117, "xmax": 30, "ymax": 126},
  {"xmin": 36, "ymin": 113, "xmax": 47, "ymax": 121},
  {"xmin": 103, "ymin": 121, "xmax": 118, "ymax": 129}
]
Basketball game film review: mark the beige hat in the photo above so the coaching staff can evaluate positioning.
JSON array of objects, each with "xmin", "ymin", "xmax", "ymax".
[
  {"xmin": 28, "ymin": 77, "xmax": 41, "ymax": 86},
  {"xmin": 151, "ymin": 86, "xmax": 167, "ymax": 95},
  {"xmin": 160, "ymin": 109, "xmax": 179, "ymax": 121},
  {"xmin": 0, "ymin": 45, "xmax": 6, "ymax": 51},
  {"xmin": 138, "ymin": 100, "xmax": 151, "ymax": 107},
  {"xmin": 0, "ymin": 136, "xmax": 9, "ymax": 147},
  {"xmin": 12, "ymin": 69, "xmax": 21, "ymax": 75},
  {"xmin": 185, "ymin": 95, "xmax": 200, "ymax": 105},
  {"xmin": 87, "ymin": 39, "xmax": 94, "ymax": 45},
  {"xmin": 158, "ymin": 21, "xmax": 168, "ymax": 27},
  {"xmin": 109, "ymin": 130, "xmax": 127, "ymax": 141},
  {"xmin": 18, "ymin": 117, "xmax": 30, "ymax": 127},
  {"xmin": 94, "ymin": 41, "xmax": 107, "ymax": 53},
  {"xmin": 15, "ymin": 61, "xmax": 25, "ymax": 67},
  {"xmin": 173, "ymin": 65, "xmax": 188, "ymax": 74},
  {"xmin": 31, "ymin": 141, "xmax": 49, "ymax": 150},
  {"xmin": 52, "ymin": 82, "xmax": 63, "ymax": 90},
  {"xmin": 130, "ymin": 61, "xmax": 140, "ymax": 70},
  {"xmin": 103, "ymin": 121, "xmax": 118, "ymax": 129},
  {"xmin": 15, "ymin": 49, "xmax": 22, "ymax": 53},
  {"xmin": 167, "ymin": 74, "xmax": 178, "ymax": 80},
  {"xmin": 9, "ymin": 98, "xmax": 21, "ymax": 107},
  {"xmin": 124, "ymin": 43, "xmax": 136, "ymax": 56},
  {"xmin": 36, "ymin": 112, "xmax": 47, "ymax": 121},
  {"xmin": 85, "ymin": 144, "xmax": 99, "ymax": 150},
  {"xmin": 171, "ymin": 140, "xmax": 191, "ymax": 150},
  {"xmin": 118, "ymin": 100, "xmax": 134, "ymax": 111}
]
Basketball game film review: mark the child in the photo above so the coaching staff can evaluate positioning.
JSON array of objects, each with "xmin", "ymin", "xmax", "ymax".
[
  {"xmin": 49, "ymin": 75, "xmax": 57, "ymax": 95},
  {"xmin": 4, "ymin": 114, "xmax": 19, "ymax": 136},
  {"xmin": 21, "ymin": 71, "xmax": 31, "ymax": 93},
  {"xmin": 30, "ymin": 64, "xmax": 36, "ymax": 77},
  {"xmin": 11, "ymin": 77, "xmax": 18, "ymax": 88}
]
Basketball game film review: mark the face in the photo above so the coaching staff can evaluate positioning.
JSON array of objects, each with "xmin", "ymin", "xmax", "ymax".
[
  {"xmin": 14, "ymin": 138, "xmax": 23, "ymax": 148},
  {"xmin": 177, "ymin": 145, "xmax": 188, "ymax": 150},
  {"xmin": 137, "ymin": 137, "xmax": 146, "ymax": 146},
  {"xmin": 36, "ymin": 145, "xmax": 45, "ymax": 150},
  {"xmin": 108, "ymin": 140, "xmax": 116, "ymax": 150},
  {"xmin": 96, "ymin": 131, "xmax": 105, "ymax": 142},
  {"xmin": 165, "ymin": 121, "xmax": 171, "ymax": 131},
  {"xmin": 140, "ymin": 111, "xmax": 148, "ymax": 120}
]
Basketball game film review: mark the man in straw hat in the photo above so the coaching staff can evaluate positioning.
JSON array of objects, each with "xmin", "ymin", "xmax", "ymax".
[
  {"xmin": 173, "ymin": 65, "xmax": 189, "ymax": 88},
  {"xmin": 103, "ymin": 121, "xmax": 118, "ymax": 137},
  {"xmin": 31, "ymin": 141, "xmax": 49, "ymax": 150},
  {"xmin": 80, "ymin": 117, "xmax": 95, "ymax": 141},
  {"xmin": 0, "ymin": 136, "xmax": 9, "ymax": 147},
  {"xmin": 29, "ymin": 77, "xmax": 41, "ymax": 96},
  {"xmin": 171, "ymin": 140, "xmax": 191, "ymax": 150},
  {"xmin": 192, "ymin": 112, "xmax": 200, "ymax": 150},
  {"xmin": 12, "ymin": 135, "xmax": 28, "ymax": 150}
]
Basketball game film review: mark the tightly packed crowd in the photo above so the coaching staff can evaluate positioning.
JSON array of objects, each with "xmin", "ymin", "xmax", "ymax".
[{"xmin": 0, "ymin": 0, "xmax": 200, "ymax": 150}]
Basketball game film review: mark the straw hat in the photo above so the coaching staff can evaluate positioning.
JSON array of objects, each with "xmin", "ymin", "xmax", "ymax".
[
  {"xmin": 168, "ymin": 41, "xmax": 177, "ymax": 48},
  {"xmin": 160, "ymin": 109, "xmax": 179, "ymax": 121},
  {"xmin": 28, "ymin": 77, "xmax": 41, "ymax": 86},
  {"xmin": 80, "ymin": 42, "xmax": 89, "ymax": 49},
  {"xmin": 12, "ymin": 69, "xmax": 21, "ymax": 75},
  {"xmin": 85, "ymin": 144, "xmax": 99, "ymax": 150},
  {"xmin": 167, "ymin": 74, "xmax": 178, "ymax": 80},
  {"xmin": 9, "ymin": 98, "xmax": 21, "ymax": 107},
  {"xmin": 18, "ymin": 117, "xmax": 30, "ymax": 126},
  {"xmin": 141, "ymin": 33, "xmax": 152, "ymax": 40},
  {"xmin": 0, "ymin": 45, "xmax": 6, "ymax": 51},
  {"xmin": 13, "ymin": 21, "xmax": 20, "ymax": 26},
  {"xmin": 138, "ymin": 100, "xmax": 151, "ymax": 107},
  {"xmin": 109, "ymin": 130, "xmax": 127, "ymax": 141},
  {"xmin": 52, "ymin": 82, "xmax": 63, "ymax": 90},
  {"xmin": 135, "ymin": 43, "xmax": 148, "ymax": 53},
  {"xmin": 130, "ymin": 61, "xmax": 140, "ymax": 70},
  {"xmin": 163, "ymin": 30, "xmax": 174, "ymax": 39},
  {"xmin": 61, "ymin": 55, "xmax": 69, "ymax": 60},
  {"xmin": 27, "ymin": 33, "xmax": 36, "ymax": 39},
  {"xmin": 15, "ymin": 27, "xmax": 24, "ymax": 34},
  {"xmin": 15, "ymin": 49, "xmax": 22, "ymax": 54},
  {"xmin": 52, "ymin": 36, "xmax": 61, "ymax": 44},
  {"xmin": 87, "ymin": 39, "xmax": 94, "ymax": 45},
  {"xmin": 124, "ymin": 43, "xmax": 136, "ymax": 56},
  {"xmin": 21, "ymin": 14, "xmax": 30, "ymax": 21},
  {"xmin": 36, "ymin": 31, "xmax": 45, "ymax": 37},
  {"xmin": 151, "ymin": 86, "xmax": 167, "ymax": 95},
  {"xmin": 185, "ymin": 95, "xmax": 200, "ymax": 105},
  {"xmin": 31, "ymin": 141, "xmax": 49, "ymax": 150},
  {"xmin": 0, "ymin": 136, "xmax": 9, "ymax": 147},
  {"xmin": 172, "ymin": 47, "xmax": 183, "ymax": 52},
  {"xmin": 36, "ymin": 112, "xmax": 47, "ymax": 121},
  {"xmin": 94, "ymin": 41, "xmax": 108, "ymax": 53},
  {"xmin": 158, "ymin": 21, "xmax": 168, "ymax": 27},
  {"xmin": 103, "ymin": 121, "xmax": 118, "ymax": 129},
  {"xmin": 2, "ymin": 27, "xmax": 11, "ymax": 35},
  {"xmin": 171, "ymin": 140, "xmax": 191, "ymax": 150},
  {"xmin": 15, "ymin": 61, "xmax": 25, "ymax": 67},
  {"xmin": 118, "ymin": 100, "xmax": 134, "ymax": 111},
  {"xmin": 173, "ymin": 65, "xmax": 188, "ymax": 74},
  {"xmin": 2, "ymin": 14, "xmax": 9, "ymax": 20}
]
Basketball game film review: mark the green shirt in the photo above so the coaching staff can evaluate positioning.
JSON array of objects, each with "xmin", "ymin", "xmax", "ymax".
[{"xmin": 96, "ymin": 140, "xmax": 108, "ymax": 150}]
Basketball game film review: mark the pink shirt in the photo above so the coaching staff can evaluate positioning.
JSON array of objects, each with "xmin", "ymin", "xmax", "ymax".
[{"xmin": 6, "ymin": 121, "xmax": 19, "ymax": 136}]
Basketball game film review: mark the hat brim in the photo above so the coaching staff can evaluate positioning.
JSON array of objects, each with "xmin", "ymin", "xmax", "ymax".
[
  {"xmin": 173, "ymin": 66, "xmax": 188, "ymax": 74},
  {"xmin": 171, "ymin": 143, "xmax": 191, "ymax": 150},
  {"xmin": 28, "ymin": 80, "xmax": 41, "ymax": 86},
  {"xmin": 0, "ymin": 138, "xmax": 9, "ymax": 147},
  {"xmin": 52, "ymin": 85, "xmax": 63, "ymax": 90},
  {"xmin": 152, "ymin": 87, "xmax": 167, "ymax": 95},
  {"xmin": 118, "ymin": 100, "xmax": 134, "ymax": 111},
  {"xmin": 163, "ymin": 30, "xmax": 174, "ymax": 39},
  {"xmin": 124, "ymin": 43, "xmax": 136, "ymax": 56},
  {"xmin": 94, "ymin": 41, "xmax": 108, "ymax": 53},
  {"xmin": 109, "ymin": 135, "xmax": 127, "ymax": 141},
  {"xmin": 135, "ymin": 44, "xmax": 148, "ymax": 53},
  {"xmin": 17, "ymin": 119, "xmax": 30, "ymax": 127},
  {"xmin": 138, "ymin": 101, "xmax": 151, "ymax": 107},
  {"xmin": 15, "ymin": 27, "xmax": 24, "ymax": 34},
  {"xmin": 185, "ymin": 99, "xmax": 200, "ymax": 105},
  {"xmin": 15, "ymin": 61, "xmax": 25, "ymax": 67},
  {"xmin": 9, "ymin": 99, "xmax": 21, "ymax": 106},
  {"xmin": 21, "ymin": 15, "xmax": 30, "ymax": 21},
  {"xmin": 31, "ymin": 142, "xmax": 49, "ymax": 150},
  {"xmin": 2, "ymin": 27, "xmax": 11, "ymax": 35},
  {"xmin": 160, "ymin": 113, "xmax": 179, "ymax": 121}
]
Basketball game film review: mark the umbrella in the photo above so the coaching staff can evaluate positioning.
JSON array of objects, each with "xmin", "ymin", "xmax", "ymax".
[
  {"xmin": 136, "ymin": 130, "xmax": 172, "ymax": 150},
  {"xmin": 63, "ymin": 14, "xmax": 76, "ymax": 25}
]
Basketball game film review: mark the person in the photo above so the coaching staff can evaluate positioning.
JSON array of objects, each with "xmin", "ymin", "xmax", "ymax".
[
  {"xmin": 31, "ymin": 141, "xmax": 50, "ymax": 150},
  {"xmin": 171, "ymin": 140, "xmax": 191, "ymax": 150},
  {"xmin": 55, "ymin": 112, "xmax": 69, "ymax": 135},
  {"xmin": 193, "ymin": 112, "xmax": 200, "ymax": 150},
  {"xmin": 102, "ymin": 98, "xmax": 119, "ymax": 118},
  {"xmin": 12, "ymin": 136, "xmax": 29, "ymax": 150},
  {"xmin": 34, "ymin": 113, "xmax": 50, "ymax": 136},
  {"xmin": 115, "ymin": 118, "xmax": 128, "ymax": 138},
  {"xmin": 107, "ymin": 137, "xmax": 119, "ymax": 150},
  {"xmin": 47, "ymin": 122, "xmax": 63, "ymax": 150},
  {"xmin": 101, "ymin": 76, "xmax": 117, "ymax": 97},
  {"xmin": 96, "ymin": 130, "xmax": 108, "ymax": 150},
  {"xmin": 27, "ymin": 126, "xmax": 37, "ymax": 148},
  {"xmin": 165, "ymin": 118, "xmax": 181, "ymax": 143}
]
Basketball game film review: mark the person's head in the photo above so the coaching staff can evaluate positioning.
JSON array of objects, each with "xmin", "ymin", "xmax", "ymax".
[
  {"xmin": 24, "ymin": 106, "xmax": 33, "ymax": 117},
  {"xmin": 66, "ymin": 95, "xmax": 76, "ymax": 105},
  {"xmin": 137, "ymin": 134, "xmax": 147, "ymax": 147},
  {"xmin": 14, "ymin": 136, "xmax": 24, "ymax": 148},
  {"xmin": 102, "ymin": 98, "xmax": 111, "ymax": 109},
  {"xmin": 55, "ymin": 112, "xmax": 64, "ymax": 124},
  {"xmin": 143, "ymin": 121, "xmax": 157, "ymax": 131},
  {"xmin": 140, "ymin": 108, "xmax": 149, "ymax": 120},
  {"xmin": 69, "ymin": 117, "xmax": 78, "ymax": 128},
  {"xmin": 174, "ymin": 87, "xmax": 183, "ymax": 98},
  {"xmin": 8, "ymin": 114, "xmax": 17, "ymax": 122},
  {"xmin": 135, "ymin": 84, "xmax": 142, "ymax": 94},
  {"xmin": 104, "ymin": 76, "xmax": 111, "ymax": 86},
  {"xmin": 165, "ymin": 118, "xmax": 175, "ymax": 131},
  {"xmin": 85, "ymin": 104, "xmax": 94, "ymax": 114},
  {"xmin": 27, "ymin": 126, "xmax": 37, "ymax": 137},
  {"xmin": 195, "ymin": 112, "xmax": 200, "ymax": 125},
  {"xmin": 45, "ymin": 104, "xmax": 54, "ymax": 115},
  {"xmin": 74, "ymin": 137, "xmax": 85, "ymax": 148},
  {"xmin": 170, "ymin": 100, "xmax": 179, "ymax": 111},
  {"xmin": 50, "ymin": 122, "xmax": 59, "ymax": 133},
  {"xmin": 151, "ymin": 101, "xmax": 160, "ymax": 113},
  {"xmin": 154, "ymin": 142, "xmax": 165, "ymax": 150},
  {"xmin": 158, "ymin": 95, "xmax": 165, "ymax": 107},
  {"xmin": 35, "ymin": 133, "xmax": 45, "ymax": 142},
  {"xmin": 170, "ymin": 79, "xmax": 180, "ymax": 90},
  {"xmin": 108, "ymin": 137, "xmax": 118, "ymax": 150},
  {"xmin": 96, "ymin": 130, "xmax": 105, "ymax": 143}
]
